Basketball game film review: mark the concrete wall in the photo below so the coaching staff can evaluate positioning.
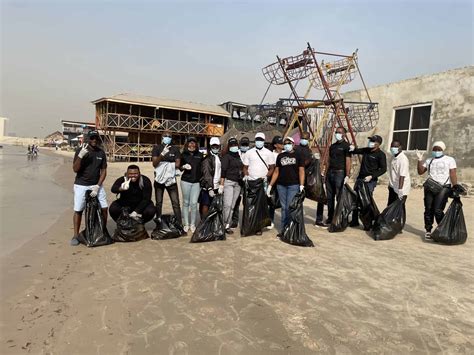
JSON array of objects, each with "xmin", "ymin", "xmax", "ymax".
[
  {"xmin": 0, "ymin": 117, "xmax": 8, "ymax": 137},
  {"xmin": 343, "ymin": 66, "xmax": 474, "ymax": 185}
]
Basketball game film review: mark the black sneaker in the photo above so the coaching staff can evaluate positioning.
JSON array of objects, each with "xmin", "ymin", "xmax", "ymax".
[
  {"xmin": 225, "ymin": 228, "xmax": 234, "ymax": 235},
  {"xmin": 315, "ymin": 221, "xmax": 328, "ymax": 228},
  {"xmin": 349, "ymin": 221, "xmax": 360, "ymax": 227},
  {"xmin": 230, "ymin": 222, "xmax": 238, "ymax": 229}
]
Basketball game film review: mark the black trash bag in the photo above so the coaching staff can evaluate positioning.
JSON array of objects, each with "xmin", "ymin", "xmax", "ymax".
[
  {"xmin": 372, "ymin": 198, "xmax": 406, "ymax": 241},
  {"xmin": 357, "ymin": 182, "xmax": 380, "ymax": 231},
  {"xmin": 151, "ymin": 215, "xmax": 184, "ymax": 240},
  {"xmin": 280, "ymin": 191, "xmax": 314, "ymax": 247},
  {"xmin": 191, "ymin": 195, "xmax": 226, "ymax": 243},
  {"xmin": 328, "ymin": 184, "xmax": 358, "ymax": 233},
  {"xmin": 77, "ymin": 191, "xmax": 113, "ymax": 247},
  {"xmin": 268, "ymin": 185, "xmax": 281, "ymax": 209},
  {"xmin": 432, "ymin": 198, "xmax": 468, "ymax": 245},
  {"xmin": 241, "ymin": 179, "xmax": 271, "ymax": 236},
  {"xmin": 304, "ymin": 158, "xmax": 327, "ymax": 203},
  {"xmin": 112, "ymin": 208, "xmax": 149, "ymax": 242}
]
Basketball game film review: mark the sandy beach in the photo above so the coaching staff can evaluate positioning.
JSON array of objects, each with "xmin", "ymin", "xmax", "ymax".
[{"xmin": 1, "ymin": 148, "xmax": 473, "ymax": 354}]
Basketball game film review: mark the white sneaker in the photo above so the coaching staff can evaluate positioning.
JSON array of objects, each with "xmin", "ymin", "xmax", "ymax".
[
  {"xmin": 425, "ymin": 231, "xmax": 432, "ymax": 240},
  {"xmin": 183, "ymin": 225, "xmax": 189, "ymax": 233},
  {"xmin": 267, "ymin": 223, "xmax": 274, "ymax": 230},
  {"xmin": 190, "ymin": 225, "xmax": 196, "ymax": 233}
]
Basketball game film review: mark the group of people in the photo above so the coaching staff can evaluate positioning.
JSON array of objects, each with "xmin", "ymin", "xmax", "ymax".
[
  {"xmin": 70, "ymin": 128, "xmax": 460, "ymax": 245},
  {"xmin": 27, "ymin": 144, "xmax": 39, "ymax": 156}
]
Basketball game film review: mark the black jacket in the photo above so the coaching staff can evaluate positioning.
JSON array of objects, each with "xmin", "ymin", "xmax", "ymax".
[
  {"xmin": 201, "ymin": 153, "xmax": 220, "ymax": 191},
  {"xmin": 180, "ymin": 150, "xmax": 203, "ymax": 183},
  {"xmin": 221, "ymin": 152, "xmax": 243, "ymax": 182},
  {"xmin": 353, "ymin": 147, "xmax": 387, "ymax": 180},
  {"xmin": 111, "ymin": 175, "xmax": 153, "ymax": 213}
]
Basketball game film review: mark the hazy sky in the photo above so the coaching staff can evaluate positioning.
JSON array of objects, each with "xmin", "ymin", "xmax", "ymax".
[{"xmin": 1, "ymin": 0, "xmax": 472, "ymax": 137}]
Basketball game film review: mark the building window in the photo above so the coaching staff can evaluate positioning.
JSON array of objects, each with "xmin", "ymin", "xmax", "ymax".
[{"xmin": 392, "ymin": 104, "xmax": 431, "ymax": 150}]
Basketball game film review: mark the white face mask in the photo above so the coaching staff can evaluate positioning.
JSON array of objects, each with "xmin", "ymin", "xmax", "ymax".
[
  {"xmin": 255, "ymin": 141, "xmax": 265, "ymax": 149},
  {"xmin": 368, "ymin": 141, "xmax": 375, "ymax": 148},
  {"xmin": 335, "ymin": 133, "xmax": 343, "ymax": 141}
]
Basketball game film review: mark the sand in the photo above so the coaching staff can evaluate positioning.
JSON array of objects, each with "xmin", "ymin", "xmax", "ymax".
[{"xmin": 1, "ymin": 149, "xmax": 473, "ymax": 354}]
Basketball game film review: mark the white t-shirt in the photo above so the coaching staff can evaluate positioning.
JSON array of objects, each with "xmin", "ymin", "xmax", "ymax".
[
  {"xmin": 212, "ymin": 153, "xmax": 221, "ymax": 189},
  {"xmin": 423, "ymin": 155, "xmax": 456, "ymax": 185},
  {"xmin": 242, "ymin": 147, "xmax": 276, "ymax": 180},
  {"xmin": 388, "ymin": 151, "xmax": 411, "ymax": 195}
]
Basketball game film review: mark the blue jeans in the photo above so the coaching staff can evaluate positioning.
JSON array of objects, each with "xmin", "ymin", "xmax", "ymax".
[
  {"xmin": 277, "ymin": 184, "xmax": 300, "ymax": 232},
  {"xmin": 181, "ymin": 181, "xmax": 201, "ymax": 226}
]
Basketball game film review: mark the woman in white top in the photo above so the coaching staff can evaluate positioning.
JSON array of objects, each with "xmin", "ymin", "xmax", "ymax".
[{"xmin": 416, "ymin": 141, "xmax": 458, "ymax": 240}]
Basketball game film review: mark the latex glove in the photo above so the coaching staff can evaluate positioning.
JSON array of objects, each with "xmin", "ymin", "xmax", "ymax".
[
  {"xmin": 160, "ymin": 145, "xmax": 170, "ymax": 157},
  {"xmin": 182, "ymin": 164, "xmax": 192, "ymax": 170},
  {"xmin": 349, "ymin": 144, "xmax": 355, "ymax": 152},
  {"xmin": 397, "ymin": 190, "xmax": 405, "ymax": 200},
  {"xmin": 129, "ymin": 211, "xmax": 141, "ymax": 220},
  {"xmin": 415, "ymin": 149, "xmax": 424, "ymax": 161},
  {"xmin": 242, "ymin": 175, "xmax": 249, "ymax": 182},
  {"xmin": 90, "ymin": 185, "xmax": 100, "ymax": 197},
  {"xmin": 344, "ymin": 176, "xmax": 350, "ymax": 185},
  {"xmin": 299, "ymin": 185, "xmax": 305, "ymax": 192},
  {"xmin": 120, "ymin": 177, "xmax": 131, "ymax": 191},
  {"xmin": 78, "ymin": 143, "xmax": 89, "ymax": 159},
  {"xmin": 364, "ymin": 176, "xmax": 372, "ymax": 182},
  {"xmin": 208, "ymin": 189, "xmax": 216, "ymax": 198},
  {"xmin": 218, "ymin": 185, "xmax": 224, "ymax": 194},
  {"xmin": 266, "ymin": 185, "xmax": 273, "ymax": 197}
]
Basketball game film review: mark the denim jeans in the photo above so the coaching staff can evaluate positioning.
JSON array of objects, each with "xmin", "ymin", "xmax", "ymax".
[
  {"xmin": 223, "ymin": 180, "xmax": 241, "ymax": 226},
  {"xmin": 181, "ymin": 181, "xmax": 201, "ymax": 226},
  {"xmin": 277, "ymin": 184, "xmax": 300, "ymax": 232}
]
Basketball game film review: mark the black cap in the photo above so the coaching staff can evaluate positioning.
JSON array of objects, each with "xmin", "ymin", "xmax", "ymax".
[
  {"xmin": 272, "ymin": 135, "xmax": 283, "ymax": 145},
  {"xmin": 240, "ymin": 137, "xmax": 250, "ymax": 145},
  {"xmin": 187, "ymin": 136, "xmax": 197, "ymax": 143},
  {"xmin": 88, "ymin": 130, "xmax": 100, "ymax": 138},
  {"xmin": 369, "ymin": 135, "xmax": 383, "ymax": 144},
  {"xmin": 228, "ymin": 137, "xmax": 238, "ymax": 146}
]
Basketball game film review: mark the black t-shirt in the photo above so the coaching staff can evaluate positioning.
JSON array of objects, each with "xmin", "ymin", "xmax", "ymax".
[
  {"xmin": 295, "ymin": 145, "xmax": 312, "ymax": 167},
  {"xmin": 353, "ymin": 147, "xmax": 387, "ymax": 180},
  {"xmin": 152, "ymin": 144, "xmax": 181, "ymax": 162},
  {"xmin": 276, "ymin": 151, "xmax": 304, "ymax": 186},
  {"xmin": 328, "ymin": 140, "xmax": 351, "ymax": 172},
  {"xmin": 74, "ymin": 147, "xmax": 107, "ymax": 186},
  {"xmin": 180, "ymin": 150, "xmax": 203, "ymax": 183},
  {"xmin": 220, "ymin": 152, "xmax": 243, "ymax": 182}
]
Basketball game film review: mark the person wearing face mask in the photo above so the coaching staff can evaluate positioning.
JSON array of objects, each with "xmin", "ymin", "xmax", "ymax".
[
  {"xmin": 416, "ymin": 141, "xmax": 458, "ymax": 240},
  {"xmin": 315, "ymin": 127, "xmax": 352, "ymax": 227},
  {"xmin": 242, "ymin": 132, "xmax": 276, "ymax": 234},
  {"xmin": 268, "ymin": 135, "xmax": 284, "ymax": 225},
  {"xmin": 179, "ymin": 137, "xmax": 203, "ymax": 233},
  {"xmin": 294, "ymin": 131, "xmax": 312, "ymax": 167},
  {"xmin": 199, "ymin": 137, "xmax": 222, "ymax": 218},
  {"xmin": 109, "ymin": 165, "xmax": 156, "ymax": 223},
  {"xmin": 220, "ymin": 138, "xmax": 244, "ymax": 234},
  {"xmin": 152, "ymin": 132, "xmax": 183, "ymax": 227},
  {"xmin": 268, "ymin": 137, "xmax": 305, "ymax": 235},
  {"xmin": 387, "ymin": 140, "xmax": 410, "ymax": 228},
  {"xmin": 230, "ymin": 137, "xmax": 251, "ymax": 228},
  {"xmin": 349, "ymin": 135, "xmax": 387, "ymax": 227}
]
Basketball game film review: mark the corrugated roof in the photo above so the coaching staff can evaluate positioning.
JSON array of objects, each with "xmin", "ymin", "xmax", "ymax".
[{"xmin": 92, "ymin": 93, "xmax": 230, "ymax": 117}]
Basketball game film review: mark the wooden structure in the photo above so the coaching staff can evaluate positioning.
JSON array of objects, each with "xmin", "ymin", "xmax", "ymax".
[{"xmin": 92, "ymin": 94, "xmax": 230, "ymax": 161}]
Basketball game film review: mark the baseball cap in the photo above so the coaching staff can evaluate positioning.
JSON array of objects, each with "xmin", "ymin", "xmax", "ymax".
[
  {"xmin": 283, "ymin": 136, "xmax": 295, "ymax": 144},
  {"xmin": 255, "ymin": 132, "xmax": 265, "ymax": 140},
  {"xmin": 228, "ymin": 137, "xmax": 238, "ymax": 146},
  {"xmin": 368, "ymin": 135, "xmax": 383, "ymax": 144},
  {"xmin": 272, "ymin": 136, "xmax": 283, "ymax": 145},
  {"xmin": 187, "ymin": 136, "xmax": 197, "ymax": 143},
  {"xmin": 88, "ymin": 130, "xmax": 100, "ymax": 138},
  {"xmin": 240, "ymin": 137, "xmax": 250, "ymax": 146},
  {"xmin": 210, "ymin": 137, "xmax": 220, "ymax": 146}
]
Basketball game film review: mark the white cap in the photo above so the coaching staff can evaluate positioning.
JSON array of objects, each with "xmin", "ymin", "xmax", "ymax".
[
  {"xmin": 284, "ymin": 136, "xmax": 295, "ymax": 143},
  {"xmin": 432, "ymin": 141, "xmax": 446, "ymax": 151},
  {"xmin": 255, "ymin": 132, "xmax": 265, "ymax": 140},
  {"xmin": 210, "ymin": 137, "xmax": 220, "ymax": 146}
]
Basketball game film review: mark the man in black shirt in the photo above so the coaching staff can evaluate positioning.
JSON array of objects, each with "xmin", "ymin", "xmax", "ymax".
[
  {"xmin": 109, "ymin": 165, "xmax": 156, "ymax": 223},
  {"xmin": 350, "ymin": 134, "xmax": 387, "ymax": 226},
  {"xmin": 152, "ymin": 132, "xmax": 182, "ymax": 226},
  {"xmin": 71, "ymin": 130, "xmax": 108, "ymax": 246},
  {"xmin": 316, "ymin": 127, "xmax": 352, "ymax": 226}
]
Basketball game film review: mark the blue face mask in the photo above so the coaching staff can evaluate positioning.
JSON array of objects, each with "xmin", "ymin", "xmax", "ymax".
[
  {"xmin": 300, "ymin": 139, "xmax": 309, "ymax": 146},
  {"xmin": 390, "ymin": 147, "xmax": 399, "ymax": 155},
  {"xmin": 211, "ymin": 148, "xmax": 220, "ymax": 154},
  {"xmin": 240, "ymin": 146, "xmax": 249, "ymax": 152},
  {"xmin": 368, "ymin": 141, "xmax": 375, "ymax": 148},
  {"xmin": 335, "ymin": 133, "xmax": 343, "ymax": 141},
  {"xmin": 162, "ymin": 136, "xmax": 172, "ymax": 145},
  {"xmin": 284, "ymin": 144, "xmax": 293, "ymax": 152},
  {"xmin": 255, "ymin": 141, "xmax": 265, "ymax": 149},
  {"xmin": 229, "ymin": 146, "xmax": 239, "ymax": 153},
  {"xmin": 432, "ymin": 151, "xmax": 444, "ymax": 158}
]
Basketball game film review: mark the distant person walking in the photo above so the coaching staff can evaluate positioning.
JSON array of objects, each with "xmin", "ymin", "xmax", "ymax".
[{"xmin": 71, "ymin": 130, "xmax": 108, "ymax": 246}]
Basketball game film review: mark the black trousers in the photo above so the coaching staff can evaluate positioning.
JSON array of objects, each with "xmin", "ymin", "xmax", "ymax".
[
  {"xmin": 387, "ymin": 186, "xmax": 406, "ymax": 228},
  {"xmin": 154, "ymin": 182, "xmax": 182, "ymax": 225},
  {"xmin": 231, "ymin": 194, "xmax": 241, "ymax": 225},
  {"xmin": 109, "ymin": 200, "xmax": 156, "ymax": 223},
  {"xmin": 423, "ymin": 186, "xmax": 450, "ymax": 232}
]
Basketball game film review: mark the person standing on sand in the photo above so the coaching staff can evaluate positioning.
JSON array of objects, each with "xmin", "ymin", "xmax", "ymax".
[{"xmin": 71, "ymin": 130, "xmax": 108, "ymax": 246}]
